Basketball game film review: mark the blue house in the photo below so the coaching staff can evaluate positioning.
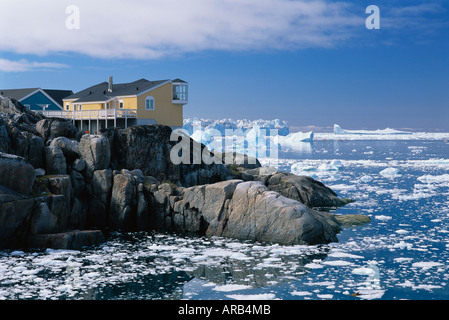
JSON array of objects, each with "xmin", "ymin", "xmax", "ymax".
[{"xmin": 0, "ymin": 88, "xmax": 74, "ymax": 112}]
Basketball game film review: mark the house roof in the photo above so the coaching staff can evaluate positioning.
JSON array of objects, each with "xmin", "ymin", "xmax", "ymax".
[
  {"xmin": 65, "ymin": 78, "xmax": 180, "ymax": 103},
  {"xmin": 42, "ymin": 89, "xmax": 74, "ymax": 107},
  {"xmin": 0, "ymin": 88, "xmax": 73, "ymax": 107},
  {"xmin": 0, "ymin": 88, "xmax": 39, "ymax": 100}
]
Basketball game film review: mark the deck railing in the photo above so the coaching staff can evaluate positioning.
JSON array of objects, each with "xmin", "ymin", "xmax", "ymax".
[{"xmin": 41, "ymin": 109, "xmax": 137, "ymax": 120}]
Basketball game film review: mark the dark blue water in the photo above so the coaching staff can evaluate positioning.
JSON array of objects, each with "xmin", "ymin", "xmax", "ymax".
[{"xmin": 1, "ymin": 139, "xmax": 448, "ymax": 300}]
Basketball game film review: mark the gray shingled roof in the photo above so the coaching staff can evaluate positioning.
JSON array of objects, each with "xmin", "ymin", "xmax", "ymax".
[
  {"xmin": 43, "ymin": 89, "xmax": 74, "ymax": 106},
  {"xmin": 0, "ymin": 88, "xmax": 74, "ymax": 107},
  {"xmin": 66, "ymin": 78, "xmax": 175, "ymax": 103},
  {"xmin": 0, "ymin": 88, "xmax": 39, "ymax": 100}
]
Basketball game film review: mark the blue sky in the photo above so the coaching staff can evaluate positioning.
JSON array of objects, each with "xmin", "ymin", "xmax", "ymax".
[{"xmin": 0, "ymin": 0, "xmax": 448, "ymax": 131}]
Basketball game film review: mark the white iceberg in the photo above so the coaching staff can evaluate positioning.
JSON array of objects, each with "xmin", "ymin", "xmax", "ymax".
[
  {"xmin": 334, "ymin": 124, "xmax": 412, "ymax": 135},
  {"xmin": 380, "ymin": 167, "xmax": 401, "ymax": 178},
  {"xmin": 185, "ymin": 118, "xmax": 313, "ymax": 158},
  {"xmin": 183, "ymin": 118, "xmax": 290, "ymax": 136},
  {"xmin": 278, "ymin": 131, "xmax": 314, "ymax": 144}
]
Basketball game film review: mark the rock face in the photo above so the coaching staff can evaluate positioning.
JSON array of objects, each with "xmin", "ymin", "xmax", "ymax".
[
  {"xmin": 44, "ymin": 146, "xmax": 67, "ymax": 175},
  {"xmin": 78, "ymin": 134, "xmax": 111, "ymax": 180},
  {"xmin": 101, "ymin": 126, "xmax": 234, "ymax": 187},
  {"xmin": 170, "ymin": 180, "xmax": 341, "ymax": 245},
  {"xmin": 0, "ymin": 153, "xmax": 36, "ymax": 194},
  {"xmin": 0, "ymin": 96, "xmax": 360, "ymax": 250},
  {"xmin": 238, "ymin": 167, "xmax": 353, "ymax": 208},
  {"xmin": 88, "ymin": 169, "xmax": 113, "ymax": 229},
  {"xmin": 36, "ymin": 118, "xmax": 77, "ymax": 142}
]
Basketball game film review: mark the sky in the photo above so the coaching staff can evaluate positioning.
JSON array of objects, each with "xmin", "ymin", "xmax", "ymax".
[{"xmin": 0, "ymin": 0, "xmax": 448, "ymax": 131}]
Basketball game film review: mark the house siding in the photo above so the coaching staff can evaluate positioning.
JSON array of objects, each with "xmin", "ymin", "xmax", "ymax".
[
  {"xmin": 21, "ymin": 91, "xmax": 62, "ymax": 111},
  {"xmin": 137, "ymin": 82, "xmax": 183, "ymax": 127}
]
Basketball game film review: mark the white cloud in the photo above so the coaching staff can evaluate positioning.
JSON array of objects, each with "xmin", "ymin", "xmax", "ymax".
[
  {"xmin": 0, "ymin": 59, "xmax": 69, "ymax": 72},
  {"xmin": 0, "ymin": 0, "xmax": 363, "ymax": 60}
]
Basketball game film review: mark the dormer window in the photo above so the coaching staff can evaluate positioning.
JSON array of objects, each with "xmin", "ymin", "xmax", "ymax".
[{"xmin": 172, "ymin": 82, "xmax": 188, "ymax": 104}]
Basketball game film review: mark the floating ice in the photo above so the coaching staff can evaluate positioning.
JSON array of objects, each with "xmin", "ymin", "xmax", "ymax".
[
  {"xmin": 322, "ymin": 260, "xmax": 354, "ymax": 266},
  {"xmin": 183, "ymin": 118, "xmax": 289, "ymax": 136},
  {"xmin": 352, "ymin": 267, "xmax": 376, "ymax": 276},
  {"xmin": 360, "ymin": 175, "xmax": 374, "ymax": 183},
  {"xmin": 380, "ymin": 167, "xmax": 401, "ymax": 178},
  {"xmin": 374, "ymin": 215, "xmax": 392, "ymax": 221},
  {"xmin": 226, "ymin": 293, "xmax": 276, "ymax": 300},
  {"xmin": 334, "ymin": 124, "xmax": 412, "ymax": 135},
  {"xmin": 412, "ymin": 262, "xmax": 444, "ymax": 269},
  {"xmin": 213, "ymin": 284, "xmax": 252, "ymax": 292},
  {"xmin": 291, "ymin": 291, "xmax": 313, "ymax": 296},
  {"xmin": 417, "ymin": 174, "xmax": 449, "ymax": 184},
  {"xmin": 328, "ymin": 251, "xmax": 364, "ymax": 259}
]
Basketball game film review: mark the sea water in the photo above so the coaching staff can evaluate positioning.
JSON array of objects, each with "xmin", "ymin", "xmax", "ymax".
[{"xmin": 1, "ymin": 139, "xmax": 448, "ymax": 300}]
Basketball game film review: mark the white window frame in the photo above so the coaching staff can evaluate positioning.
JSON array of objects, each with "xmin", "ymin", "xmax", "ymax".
[
  {"xmin": 119, "ymin": 99, "xmax": 124, "ymax": 109},
  {"xmin": 145, "ymin": 96, "xmax": 155, "ymax": 111},
  {"xmin": 66, "ymin": 103, "xmax": 70, "ymax": 111},
  {"xmin": 172, "ymin": 83, "xmax": 188, "ymax": 101}
]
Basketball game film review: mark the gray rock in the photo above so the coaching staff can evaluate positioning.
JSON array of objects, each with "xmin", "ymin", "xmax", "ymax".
[
  {"xmin": 100, "ymin": 125, "xmax": 233, "ymax": 187},
  {"xmin": 47, "ymin": 175, "xmax": 72, "ymax": 216},
  {"xmin": 0, "ymin": 97, "xmax": 28, "ymax": 114},
  {"xmin": 222, "ymin": 181, "xmax": 341, "ymax": 245},
  {"xmin": 87, "ymin": 169, "xmax": 113, "ymax": 229},
  {"xmin": 69, "ymin": 197, "xmax": 85, "ymax": 230},
  {"xmin": 26, "ymin": 230, "xmax": 104, "ymax": 250},
  {"xmin": 244, "ymin": 169, "xmax": 353, "ymax": 208},
  {"xmin": 44, "ymin": 146, "xmax": 67, "ymax": 175},
  {"xmin": 23, "ymin": 132, "xmax": 45, "ymax": 168},
  {"xmin": 36, "ymin": 118, "xmax": 77, "ymax": 142},
  {"xmin": 149, "ymin": 182, "xmax": 176, "ymax": 232},
  {"xmin": 78, "ymin": 135, "xmax": 110, "ymax": 180},
  {"xmin": 35, "ymin": 168, "xmax": 45, "ymax": 176},
  {"xmin": 30, "ymin": 202, "xmax": 58, "ymax": 235},
  {"xmin": 72, "ymin": 158, "xmax": 86, "ymax": 172},
  {"xmin": 50, "ymin": 136, "xmax": 79, "ymax": 160},
  {"xmin": 0, "ymin": 191, "xmax": 35, "ymax": 249},
  {"xmin": 172, "ymin": 180, "xmax": 341, "ymax": 245},
  {"xmin": 0, "ymin": 152, "xmax": 36, "ymax": 195},
  {"xmin": 136, "ymin": 183, "xmax": 149, "ymax": 231},
  {"xmin": 334, "ymin": 214, "xmax": 371, "ymax": 228},
  {"xmin": 70, "ymin": 170, "xmax": 85, "ymax": 197},
  {"xmin": 36, "ymin": 195, "xmax": 69, "ymax": 233},
  {"xmin": 0, "ymin": 122, "xmax": 9, "ymax": 153},
  {"xmin": 110, "ymin": 171, "xmax": 136, "ymax": 230}
]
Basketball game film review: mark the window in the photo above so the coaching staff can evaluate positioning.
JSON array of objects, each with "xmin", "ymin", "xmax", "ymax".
[
  {"xmin": 119, "ymin": 100, "xmax": 124, "ymax": 109},
  {"xmin": 173, "ymin": 83, "xmax": 188, "ymax": 101},
  {"xmin": 145, "ymin": 96, "xmax": 155, "ymax": 111},
  {"xmin": 66, "ymin": 103, "xmax": 70, "ymax": 111}
]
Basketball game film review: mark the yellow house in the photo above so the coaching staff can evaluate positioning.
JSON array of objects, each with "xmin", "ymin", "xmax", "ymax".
[{"xmin": 46, "ymin": 77, "xmax": 188, "ymax": 132}]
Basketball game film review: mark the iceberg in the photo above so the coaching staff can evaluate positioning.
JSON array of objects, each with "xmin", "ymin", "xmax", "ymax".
[
  {"xmin": 334, "ymin": 124, "xmax": 412, "ymax": 135},
  {"xmin": 380, "ymin": 167, "xmax": 401, "ymax": 178},
  {"xmin": 184, "ymin": 118, "xmax": 313, "ymax": 157},
  {"xmin": 278, "ymin": 131, "xmax": 314, "ymax": 144},
  {"xmin": 183, "ymin": 118, "xmax": 290, "ymax": 136}
]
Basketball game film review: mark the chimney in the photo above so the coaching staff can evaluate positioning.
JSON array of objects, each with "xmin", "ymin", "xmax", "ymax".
[{"xmin": 108, "ymin": 76, "xmax": 113, "ymax": 92}]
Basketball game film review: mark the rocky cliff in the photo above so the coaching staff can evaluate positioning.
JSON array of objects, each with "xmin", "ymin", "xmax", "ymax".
[{"xmin": 0, "ymin": 96, "xmax": 365, "ymax": 250}]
